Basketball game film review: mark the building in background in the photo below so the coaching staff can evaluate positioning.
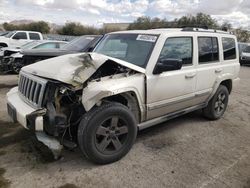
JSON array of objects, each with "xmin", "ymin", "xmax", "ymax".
[{"xmin": 103, "ymin": 23, "xmax": 130, "ymax": 31}]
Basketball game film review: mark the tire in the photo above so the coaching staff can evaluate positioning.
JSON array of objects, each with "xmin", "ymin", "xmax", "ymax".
[
  {"xmin": 78, "ymin": 102, "xmax": 137, "ymax": 164},
  {"xmin": 203, "ymin": 85, "xmax": 229, "ymax": 120},
  {"xmin": 12, "ymin": 64, "xmax": 22, "ymax": 74}
]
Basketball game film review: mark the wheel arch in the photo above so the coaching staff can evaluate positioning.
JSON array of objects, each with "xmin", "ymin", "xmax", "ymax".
[
  {"xmin": 82, "ymin": 88, "xmax": 145, "ymax": 123},
  {"xmin": 103, "ymin": 91, "xmax": 142, "ymax": 123},
  {"xmin": 0, "ymin": 43, "xmax": 8, "ymax": 47},
  {"xmin": 220, "ymin": 79, "xmax": 232, "ymax": 94}
]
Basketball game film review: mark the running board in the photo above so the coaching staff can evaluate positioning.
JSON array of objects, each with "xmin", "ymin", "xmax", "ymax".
[{"xmin": 138, "ymin": 103, "xmax": 207, "ymax": 130}]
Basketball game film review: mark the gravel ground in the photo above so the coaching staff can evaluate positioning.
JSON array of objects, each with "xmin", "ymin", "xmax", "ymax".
[{"xmin": 0, "ymin": 67, "xmax": 250, "ymax": 188}]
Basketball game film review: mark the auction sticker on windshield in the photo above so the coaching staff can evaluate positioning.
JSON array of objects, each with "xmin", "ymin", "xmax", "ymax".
[{"xmin": 136, "ymin": 35, "xmax": 157, "ymax": 43}]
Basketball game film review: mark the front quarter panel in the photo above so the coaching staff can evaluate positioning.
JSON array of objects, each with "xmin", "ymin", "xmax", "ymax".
[{"xmin": 82, "ymin": 73, "xmax": 145, "ymax": 113}]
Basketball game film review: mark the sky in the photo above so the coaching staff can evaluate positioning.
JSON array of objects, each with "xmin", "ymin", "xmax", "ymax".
[{"xmin": 0, "ymin": 0, "xmax": 250, "ymax": 29}]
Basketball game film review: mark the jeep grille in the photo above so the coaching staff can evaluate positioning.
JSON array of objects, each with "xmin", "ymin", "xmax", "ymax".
[{"xmin": 18, "ymin": 72, "xmax": 47, "ymax": 108}]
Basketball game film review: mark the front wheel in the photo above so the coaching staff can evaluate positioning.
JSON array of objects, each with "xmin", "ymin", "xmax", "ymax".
[
  {"xmin": 203, "ymin": 85, "xmax": 229, "ymax": 120},
  {"xmin": 78, "ymin": 103, "xmax": 137, "ymax": 164}
]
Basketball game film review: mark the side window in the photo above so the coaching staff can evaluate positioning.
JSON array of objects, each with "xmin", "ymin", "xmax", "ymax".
[
  {"xmin": 29, "ymin": 33, "xmax": 40, "ymax": 40},
  {"xmin": 198, "ymin": 37, "xmax": 219, "ymax": 64},
  {"xmin": 222, "ymin": 38, "xmax": 236, "ymax": 60},
  {"xmin": 34, "ymin": 43, "xmax": 57, "ymax": 49},
  {"xmin": 12, "ymin": 32, "xmax": 27, "ymax": 40},
  {"xmin": 158, "ymin": 37, "xmax": 193, "ymax": 66}
]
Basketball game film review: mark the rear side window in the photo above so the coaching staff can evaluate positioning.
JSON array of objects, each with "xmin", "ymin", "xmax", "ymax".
[
  {"xmin": 12, "ymin": 32, "xmax": 27, "ymax": 40},
  {"xmin": 159, "ymin": 37, "xmax": 193, "ymax": 65},
  {"xmin": 222, "ymin": 38, "xmax": 236, "ymax": 60},
  {"xmin": 198, "ymin": 37, "xmax": 219, "ymax": 64},
  {"xmin": 29, "ymin": 33, "xmax": 40, "ymax": 40}
]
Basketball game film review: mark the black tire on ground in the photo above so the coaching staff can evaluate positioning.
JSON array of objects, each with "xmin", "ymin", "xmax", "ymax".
[
  {"xmin": 12, "ymin": 65, "xmax": 22, "ymax": 74},
  {"xmin": 203, "ymin": 85, "xmax": 229, "ymax": 120},
  {"xmin": 78, "ymin": 102, "xmax": 137, "ymax": 164}
]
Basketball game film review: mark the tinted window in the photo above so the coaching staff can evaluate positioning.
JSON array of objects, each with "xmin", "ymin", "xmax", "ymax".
[
  {"xmin": 222, "ymin": 38, "xmax": 236, "ymax": 60},
  {"xmin": 12, "ymin": 32, "xmax": 27, "ymax": 40},
  {"xmin": 159, "ymin": 37, "xmax": 193, "ymax": 65},
  {"xmin": 62, "ymin": 36, "xmax": 97, "ymax": 51},
  {"xmin": 29, "ymin": 33, "xmax": 40, "ymax": 40},
  {"xmin": 34, "ymin": 42, "xmax": 57, "ymax": 49},
  {"xmin": 198, "ymin": 37, "xmax": 219, "ymax": 63}
]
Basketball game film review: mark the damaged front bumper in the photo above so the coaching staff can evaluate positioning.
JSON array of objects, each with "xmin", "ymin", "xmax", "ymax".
[
  {"xmin": 7, "ymin": 87, "xmax": 63, "ymax": 158},
  {"xmin": 7, "ymin": 87, "xmax": 46, "ymax": 130}
]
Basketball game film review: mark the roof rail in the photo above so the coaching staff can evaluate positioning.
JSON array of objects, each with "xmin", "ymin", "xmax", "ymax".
[
  {"xmin": 182, "ymin": 25, "xmax": 209, "ymax": 30},
  {"xmin": 181, "ymin": 27, "xmax": 233, "ymax": 35}
]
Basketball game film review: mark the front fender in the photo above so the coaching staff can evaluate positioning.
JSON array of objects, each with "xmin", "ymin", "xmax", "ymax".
[{"xmin": 82, "ymin": 74, "xmax": 145, "ymax": 113}]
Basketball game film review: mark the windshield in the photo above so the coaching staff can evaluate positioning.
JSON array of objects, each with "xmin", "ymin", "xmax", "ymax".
[
  {"xmin": 0, "ymin": 32, "xmax": 9, "ymax": 36},
  {"xmin": 20, "ymin": 41, "xmax": 42, "ymax": 49},
  {"xmin": 5, "ymin": 31, "xmax": 15, "ymax": 38},
  {"xmin": 94, "ymin": 34, "xmax": 158, "ymax": 68},
  {"xmin": 62, "ymin": 36, "xmax": 96, "ymax": 51},
  {"xmin": 243, "ymin": 46, "xmax": 250, "ymax": 53}
]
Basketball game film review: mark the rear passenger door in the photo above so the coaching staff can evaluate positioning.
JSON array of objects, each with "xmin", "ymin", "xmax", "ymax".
[{"xmin": 195, "ymin": 36, "xmax": 222, "ymax": 104}]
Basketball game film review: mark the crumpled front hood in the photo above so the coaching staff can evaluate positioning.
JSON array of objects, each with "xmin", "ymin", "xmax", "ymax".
[{"xmin": 22, "ymin": 52, "xmax": 145, "ymax": 86}]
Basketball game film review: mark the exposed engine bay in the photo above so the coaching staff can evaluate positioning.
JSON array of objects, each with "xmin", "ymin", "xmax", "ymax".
[{"xmin": 41, "ymin": 60, "xmax": 138, "ymax": 148}]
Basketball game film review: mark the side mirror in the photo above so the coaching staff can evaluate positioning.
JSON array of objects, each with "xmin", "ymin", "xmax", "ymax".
[{"xmin": 153, "ymin": 58, "xmax": 183, "ymax": 74}]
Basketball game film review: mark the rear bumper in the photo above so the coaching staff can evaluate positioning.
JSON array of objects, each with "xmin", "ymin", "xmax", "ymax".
[{"xmin": 6, "ymin": 87, "xmax": 46, "ymax": 131}]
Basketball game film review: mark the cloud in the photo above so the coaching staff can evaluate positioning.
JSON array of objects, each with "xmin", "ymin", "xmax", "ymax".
[
  {"xmin": 1, "ymin": 0, "xmax": 250, "ymax": 29},
  {"xmin": 197, "ymin": 0, "xmax": 243, "ymax": 14}
]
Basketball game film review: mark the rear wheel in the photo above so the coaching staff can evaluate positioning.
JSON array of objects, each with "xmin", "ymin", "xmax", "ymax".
[
  {"xmin": 78, "ymin": 102, "xmax": 137, "ymax": 164},
  {"xmin": 203, "ymin": 85, "xmax": 229, "ymax": 120}
]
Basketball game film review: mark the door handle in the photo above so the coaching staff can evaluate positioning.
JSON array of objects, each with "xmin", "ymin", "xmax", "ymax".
[
  {"xmin": 185, "ymin": 73, "xmax": 196, "ymax": 79},
  {"xmin": 215, "ymin": 69, "xmax": 222, "ymax": 73}
]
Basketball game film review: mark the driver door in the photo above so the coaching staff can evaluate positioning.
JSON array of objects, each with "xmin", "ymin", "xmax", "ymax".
[
  {"xmin": 10, "ymin": 32, "xmax": 29, "ymax": 46},
  {"xmin": 146, "ymin": 37, "xmax": 197, "ymax": 120}
]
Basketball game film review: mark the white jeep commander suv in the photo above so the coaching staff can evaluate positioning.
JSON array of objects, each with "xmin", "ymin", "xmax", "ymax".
[{"xmin": 7, "ymin": 28, "xmax": 240, "ymax": 164}]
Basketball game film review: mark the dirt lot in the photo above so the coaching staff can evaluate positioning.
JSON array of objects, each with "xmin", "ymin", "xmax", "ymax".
[{"xmin": 0, "ymin": 67, "xmax": 250, "ymax": 188}]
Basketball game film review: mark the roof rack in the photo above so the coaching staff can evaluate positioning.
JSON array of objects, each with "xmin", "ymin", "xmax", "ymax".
[{"xmin": 181, "ymin": 27, "xmax": 233, "ymax": 35}]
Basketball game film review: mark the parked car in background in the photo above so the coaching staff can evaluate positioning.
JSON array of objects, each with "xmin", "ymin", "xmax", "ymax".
[
  {"xmin": 0, "ymin": 40, "xmax": 67, "ymax": 60},
  {"xmin": 7, "ymin": 28, "xmax": 240, "ymax": 164},
  {"xmin": 0, "ymin": 30, "xmax": 43, "ymax": 48},
  {"xmin": 0, "ymin": 40, "xmax": 68, "ymax": 73},
  {"xmin": 238, "ymin": 42, "xmax": 248, "ymax": 55},
  {"xmin": 16, "ymin": 35, "xmax": 102, "ymax": 72},
  {"xmin": 239, "ymin": 44, "xmax": 250, "ymax": 65}
]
